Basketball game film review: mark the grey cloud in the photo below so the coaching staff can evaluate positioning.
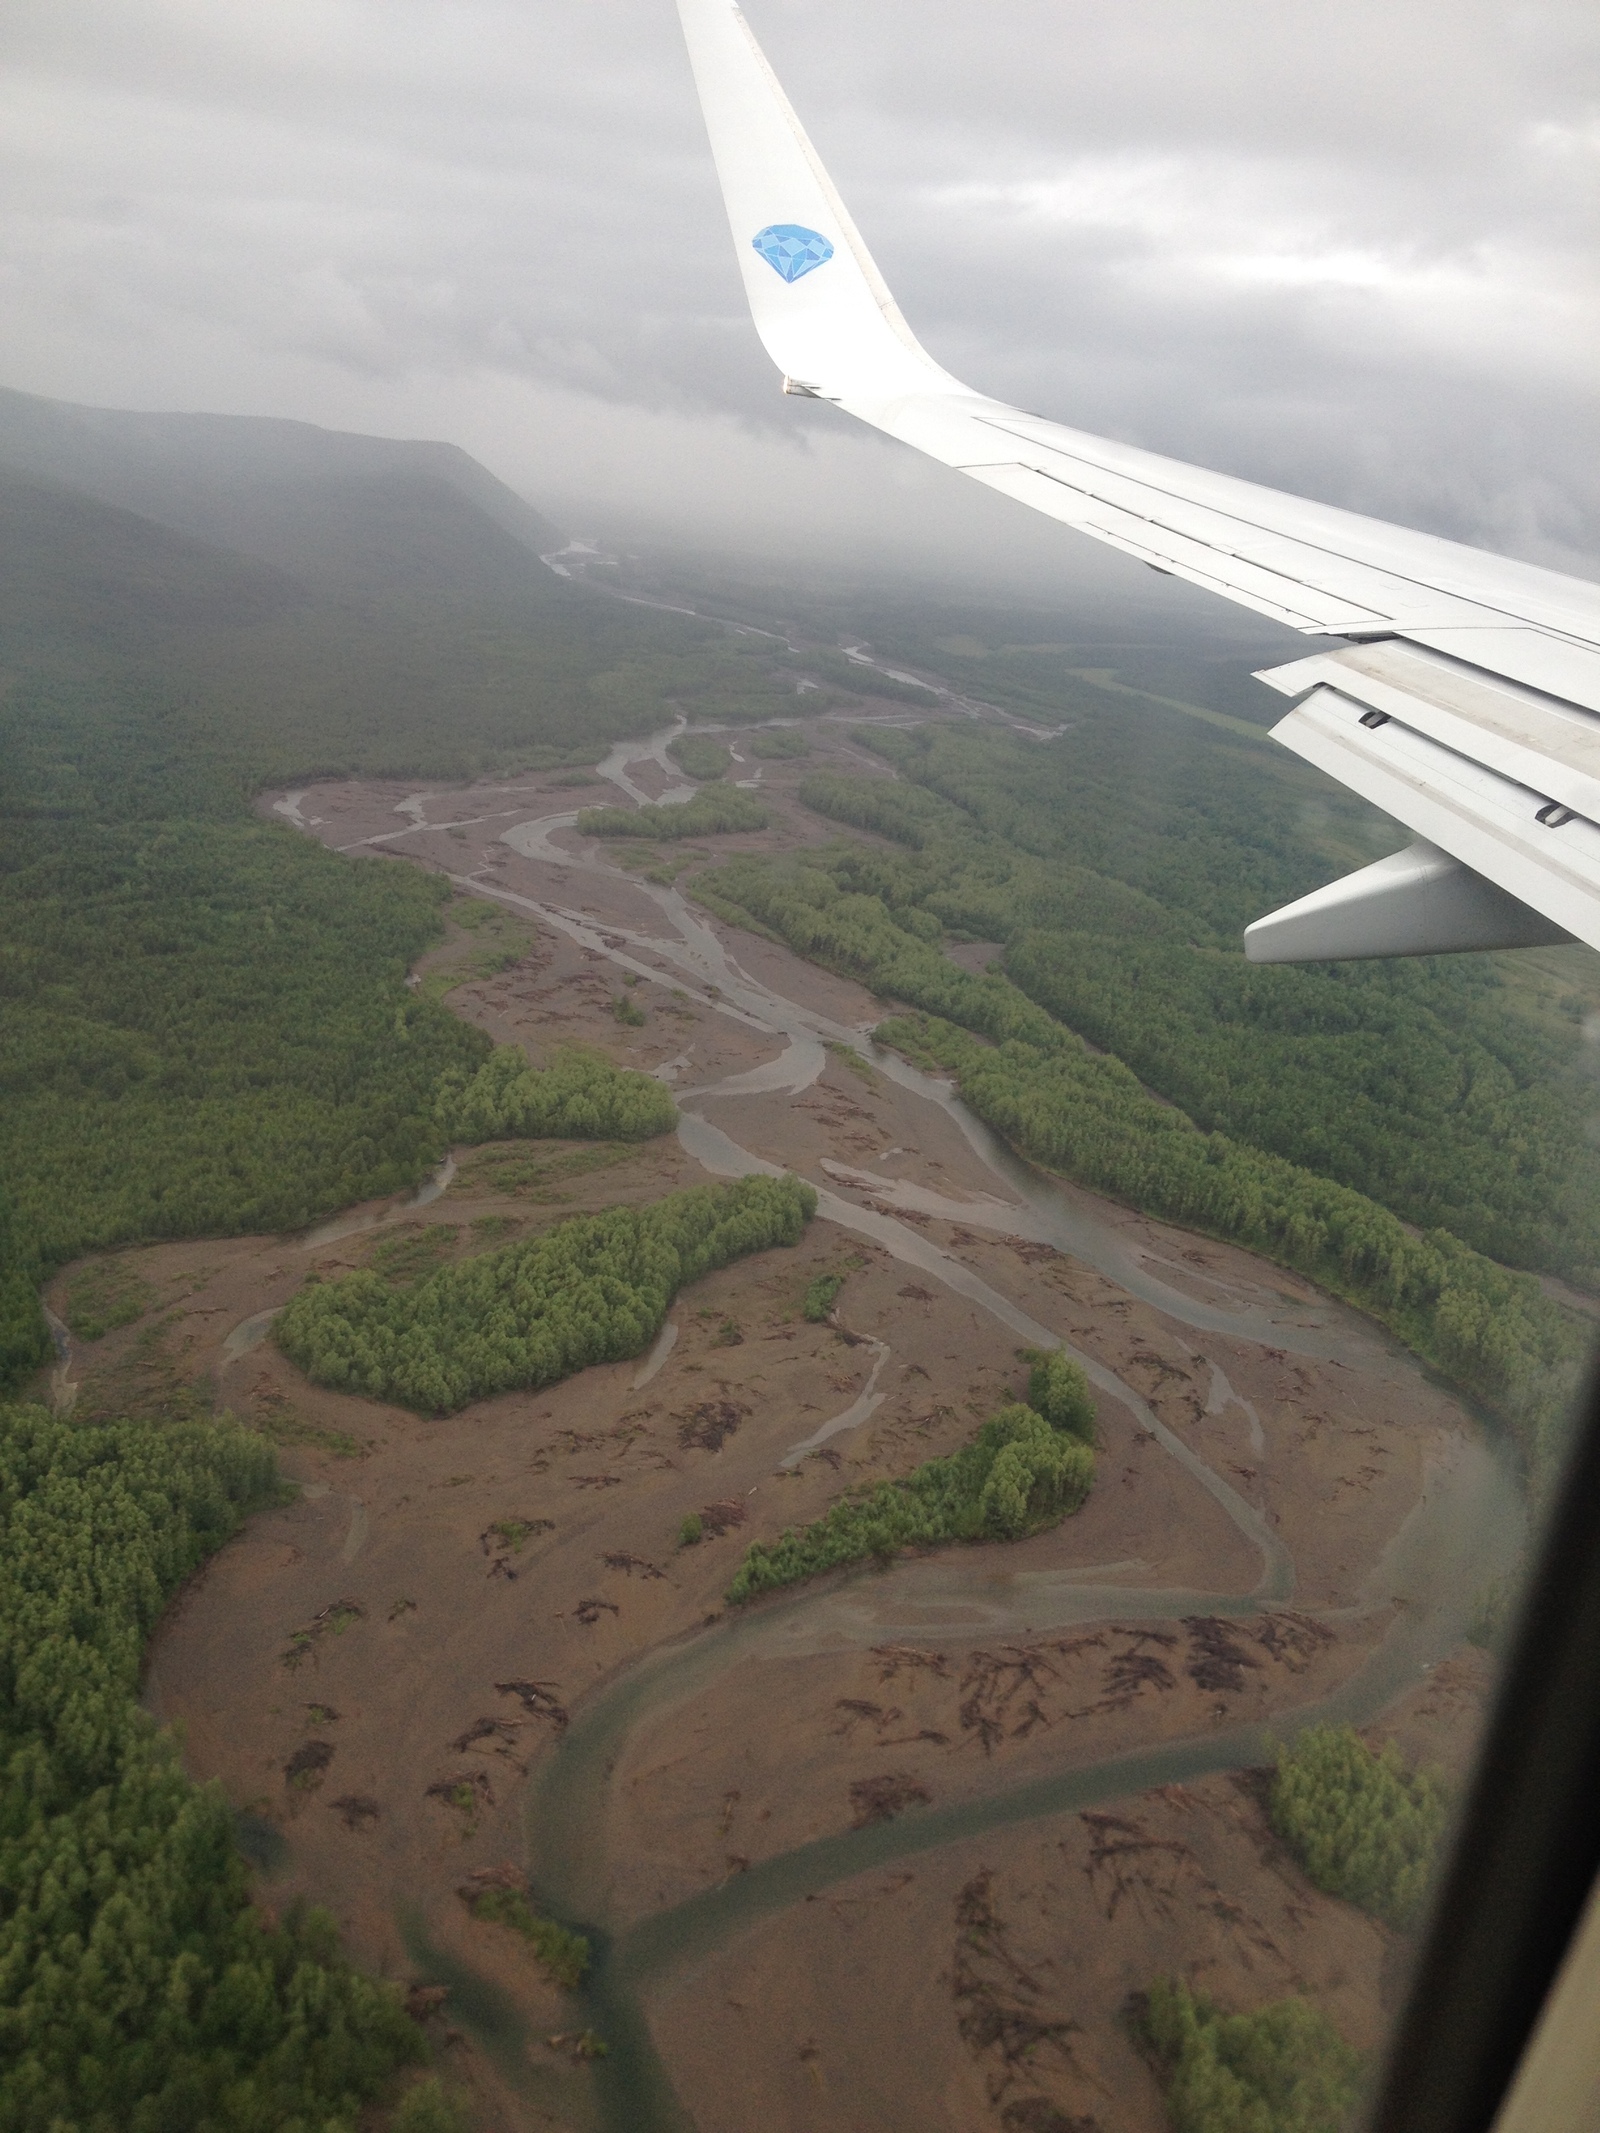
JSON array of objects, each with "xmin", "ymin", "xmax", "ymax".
[{"xmin": 1, "ymin": 0, "xmax": 1595, "ymax": 579}]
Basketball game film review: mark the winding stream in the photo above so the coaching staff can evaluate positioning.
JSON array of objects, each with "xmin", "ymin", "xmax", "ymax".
[
  {"xmin": 282, "ymin": 750, "xmax": 1520, "ymax": 2128},
  {"xmin": 474, "ymin": 771, "xmax": 1519, "ymax": 2127}
]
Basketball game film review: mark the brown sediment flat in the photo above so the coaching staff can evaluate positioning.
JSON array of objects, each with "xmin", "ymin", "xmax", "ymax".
[
  {"xmin": 604, "ymin": 1606, "xmax": 1388, "ymax": 1927},
  {"xmin": 647, "ymin": 1641, "xmax": 1498, "ymax": 2133},
  {"xmin": 37, "ymin": 731, "xmax": 1506, "ymax": 2130},
  {"xmin": 647, "ymin": 1775, "xmax": 1388, "ymax": 2133}
]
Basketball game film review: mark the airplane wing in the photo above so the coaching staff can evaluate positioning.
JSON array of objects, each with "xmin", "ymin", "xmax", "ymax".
[{"xmin": 675, "ymin": 0, "xmax": 1600, "ymax": 962}]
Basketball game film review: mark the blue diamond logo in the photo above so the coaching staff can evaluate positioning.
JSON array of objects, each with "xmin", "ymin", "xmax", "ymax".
[{"xmin": 751, "ymin": 223, "xmax": 834, "ymax": 283}]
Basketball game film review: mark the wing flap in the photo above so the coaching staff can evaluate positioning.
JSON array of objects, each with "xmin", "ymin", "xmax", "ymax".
[
  {"xmin": 1258, "ymin": 640, "xmax": 1600, "ymax": 825},
  {"xmin": 1405, "ymin": 628, "xmax": 1600, "ymax": 717},
  {"xmin": 1272, "ymin": 687, "xmax": 1600, "ymax": 951}
]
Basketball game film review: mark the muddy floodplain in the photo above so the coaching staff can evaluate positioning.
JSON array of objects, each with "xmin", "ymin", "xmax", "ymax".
[{"xmin": 49, "ymin": 728, "xmax": 1515, "ymax": 2133}]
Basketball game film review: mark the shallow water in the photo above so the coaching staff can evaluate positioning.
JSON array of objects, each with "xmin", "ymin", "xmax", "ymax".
[
  {"xmin": 779, "ymin": 1335, "xmax": 890, "ymax": 1466},
  {"xmin": 524, "ymin": 1423, "xmax": 1512, "ymax": 2133},
  {"xmin": 290, "ymin": 790, "xmax": 1521, "ymax": 2128},
  {"xmin": 297, "ymin": 1153, "xmax": 457, "ymax": 1250}
]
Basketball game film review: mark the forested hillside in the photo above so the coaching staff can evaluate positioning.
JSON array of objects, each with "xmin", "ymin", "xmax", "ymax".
[
  {"xmin": 776, "ymin": 729, "xmax": 1600, "ymax": 1284},
  {"xmin": 0, "ymin": 405, "xmax": 824, "ymax": 1391},
  {"xmin": 0, "ymin": 397, "xmax": 811, "ymax": 788}
]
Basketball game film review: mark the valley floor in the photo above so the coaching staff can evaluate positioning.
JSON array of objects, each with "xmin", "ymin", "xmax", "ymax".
[{"xmin": 53, "ymin": 726, "xmax": 1510, "ymax": 2132}]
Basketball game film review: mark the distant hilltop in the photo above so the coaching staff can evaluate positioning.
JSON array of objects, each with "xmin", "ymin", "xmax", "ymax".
[{"xmin": 0, "ymin": 385, "xmax": 560, "ymax": 605}]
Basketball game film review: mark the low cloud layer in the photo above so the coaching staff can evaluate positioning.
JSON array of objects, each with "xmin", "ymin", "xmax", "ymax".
[{"xmin": 3, "ymin": 0, "xmax": 1596, "ymax": 583}]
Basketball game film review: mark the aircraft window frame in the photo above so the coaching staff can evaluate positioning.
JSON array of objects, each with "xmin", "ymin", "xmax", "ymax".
[{"xmin": 1370, "ymin": 1369, "xmax": 1600, "ymax": 2133}]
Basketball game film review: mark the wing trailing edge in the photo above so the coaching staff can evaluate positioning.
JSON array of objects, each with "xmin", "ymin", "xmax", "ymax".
[{"xmin": 676, "ymin": 0, "xmax": 1600, "ymax": 959}]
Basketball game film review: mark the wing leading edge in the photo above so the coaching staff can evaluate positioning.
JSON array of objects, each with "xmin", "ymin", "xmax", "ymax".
[{"xmin": 675, "ymin": 0, "xmax": 1600, "ymax": 961}]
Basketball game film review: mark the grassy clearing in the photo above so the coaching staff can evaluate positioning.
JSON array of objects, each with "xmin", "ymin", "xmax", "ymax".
[{"xmin": 464, "ymin": 1885, "xmax": 590, "ymax": 1989}]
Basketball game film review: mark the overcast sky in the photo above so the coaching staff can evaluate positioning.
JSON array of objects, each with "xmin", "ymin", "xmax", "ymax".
[{"xmin": 3, "ymin": 0, "xmax": 1597, "ymax": 587}]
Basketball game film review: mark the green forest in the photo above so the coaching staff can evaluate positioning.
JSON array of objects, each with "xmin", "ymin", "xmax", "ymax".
[
  {"xmin": 1271, "ymin": 1725, "xmax": 1445, "ymax": 1929},
  {"xmin": 276, "ymin": 1174, "xmax": 815, "ymax": 1414},
  {"xmin": 1, "ymin": 822, "xmax": 483, "ymax": 1264},
  {"xmin": 1141, "ymin": 1979, "xmax": 1361, "ymax": 2133},
  {"xmin": 0, "ymin": 456, "xmax": 811, "ymax": 789},
  {"xmin": 727, "ymin": 1355, "xmax": 1096, "ymax": 1602},
  {"xmin": 696, "ymin": 847, "xmax": 1587, "ymax": 1472},
  {"xmin": 0, "ymin": 591, "xmax": 516, "ymax": 1385},
  {"xmin": 0, "ymin": 1401, "xmax": 420, "ymax": 2128},
  {"xmin": 436, "ymin": 1042, "xmax": 676, "ymax": 1143},
  {"xmin": 666, "ymin": 733, "xmax": 731, "ymax": 781},
  {"xmin": 789, "ymin": 743, "xmax": 1600, "ymax": 1282},
  {"xmin": 748, "ymin": 727, "xmax": 810, "ymax": 760},
  {"xmin": 576, "ymin": 787, "xmax": 770, "ymax": 839}
]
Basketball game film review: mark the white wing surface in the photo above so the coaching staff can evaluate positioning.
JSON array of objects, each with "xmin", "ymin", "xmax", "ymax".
[{"xmin": 676, "ymin": 0, "xmax": 1600, "ymax": 961}]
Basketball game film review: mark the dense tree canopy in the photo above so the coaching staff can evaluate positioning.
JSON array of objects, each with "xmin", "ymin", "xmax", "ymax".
[
  {"xmin": 577, "ymin": 787, "xmax": 770, "ymax": 840},
  {"xmin": 436, "ymin": 1043, "xmax": 676, "ymax": 1143},
  {"xmin": 748, "ymin": 727, "xmax": 810, "ymax": 760},
  {"xmin": 1271, "ymin": 1725, "xmax": 1446, "ymax": 1929},
  {"xmin": 1, "ymin": 824, "xmax": 484, "ymax": 1279},
  {"xmin": 728, "ymin": 1372, "xmax": 1096, "ymax": 1603},
  {"xmin": 0, "ymin": 1403, "xmax": 420, "ymax": 2129},
  {"xmin": 277, "ymin": 1174, "xmax": 816, "ymax": 1414},
  {"xmin": 792, "ymin": 737, "xmax": 1600, "ymax": 1284},
  {"xmin": 1142, "ymin": 1979, "xmax": 1361, "ymax": 2133}
]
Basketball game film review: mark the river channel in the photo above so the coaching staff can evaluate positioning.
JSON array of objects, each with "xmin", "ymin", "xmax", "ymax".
[
  {"xmin": 355, "ymin": 743, "xmax": 1523, "ymax": 2132},
  {"xmin": 262, "ymin": 741, "xmax": 1519, "ymax": 2124}
]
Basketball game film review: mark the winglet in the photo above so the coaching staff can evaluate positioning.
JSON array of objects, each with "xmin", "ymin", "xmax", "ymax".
[
  {"xmin": 675, "ymin": 0, "xmax": 957, "ymax": 402},
  {"xmin": 1243, "ymin": 841, "xmax": 1573, "ymax": 962}
]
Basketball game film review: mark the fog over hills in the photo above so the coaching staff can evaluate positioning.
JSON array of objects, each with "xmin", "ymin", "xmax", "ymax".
[
  {"xmin": 0, "ymin": 386, "xmax": 561, "ymax": 604},
  {"xmin": 0, "ymin": 388, "xmax": 722, "ymax": 783},
  {"xmin": 0, "ymin": 466, "xmax": 303, "ymax": 654}
]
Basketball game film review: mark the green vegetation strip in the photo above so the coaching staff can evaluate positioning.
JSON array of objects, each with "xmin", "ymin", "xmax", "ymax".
[
  {"xmin": 0, "ymin": 1402, "xmax": 420, "ymax": 2126},
  {"xmin": 1141, "ymin": 1979, "xmax": 1361, "ymax": 2133},
  {"xmin": 577, "ymin": 788, "xmax": 769, "ymax": 839},
  {"xmin": 277, "ymin": 1174, "xmax": 815, "ymax": 1414},
  {"xmin": 697, "ymin": 849, "xmax": 1585, "ymax": 1473},
  {"xmin": 1271, "ymin": 1724, "xmax": 1445, "ymax": 1929},
  {"xmin": 666, "ymin": 733, "xmax": 730, "ymax": 781},
  {"xmin": 791, "ymin": 733, "xmax": 1600, "ymax": 1285},
  {"xmin": 728, "ymin": 1355, "xmax": 1095, "ymax": 1603},
  {"xmin": 801, "ymin": 1270, "xmax": 847, "ymax": 1322},
  {"xmin": 437, "ymin": 1042, "xmax": 675, "ymax": 1142},
  {"xmin": 466, "ymin": 1887, "xmax": 590, "ymax": 1990},
  {"xmin": 747, "ymin": 727, "xmax": 810, "ymax": 760}
]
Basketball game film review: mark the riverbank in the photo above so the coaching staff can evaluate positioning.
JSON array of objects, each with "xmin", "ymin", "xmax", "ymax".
[{"xmin": 107, "ymin": 731, "xmax": 1517, "ymax": 2132}]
